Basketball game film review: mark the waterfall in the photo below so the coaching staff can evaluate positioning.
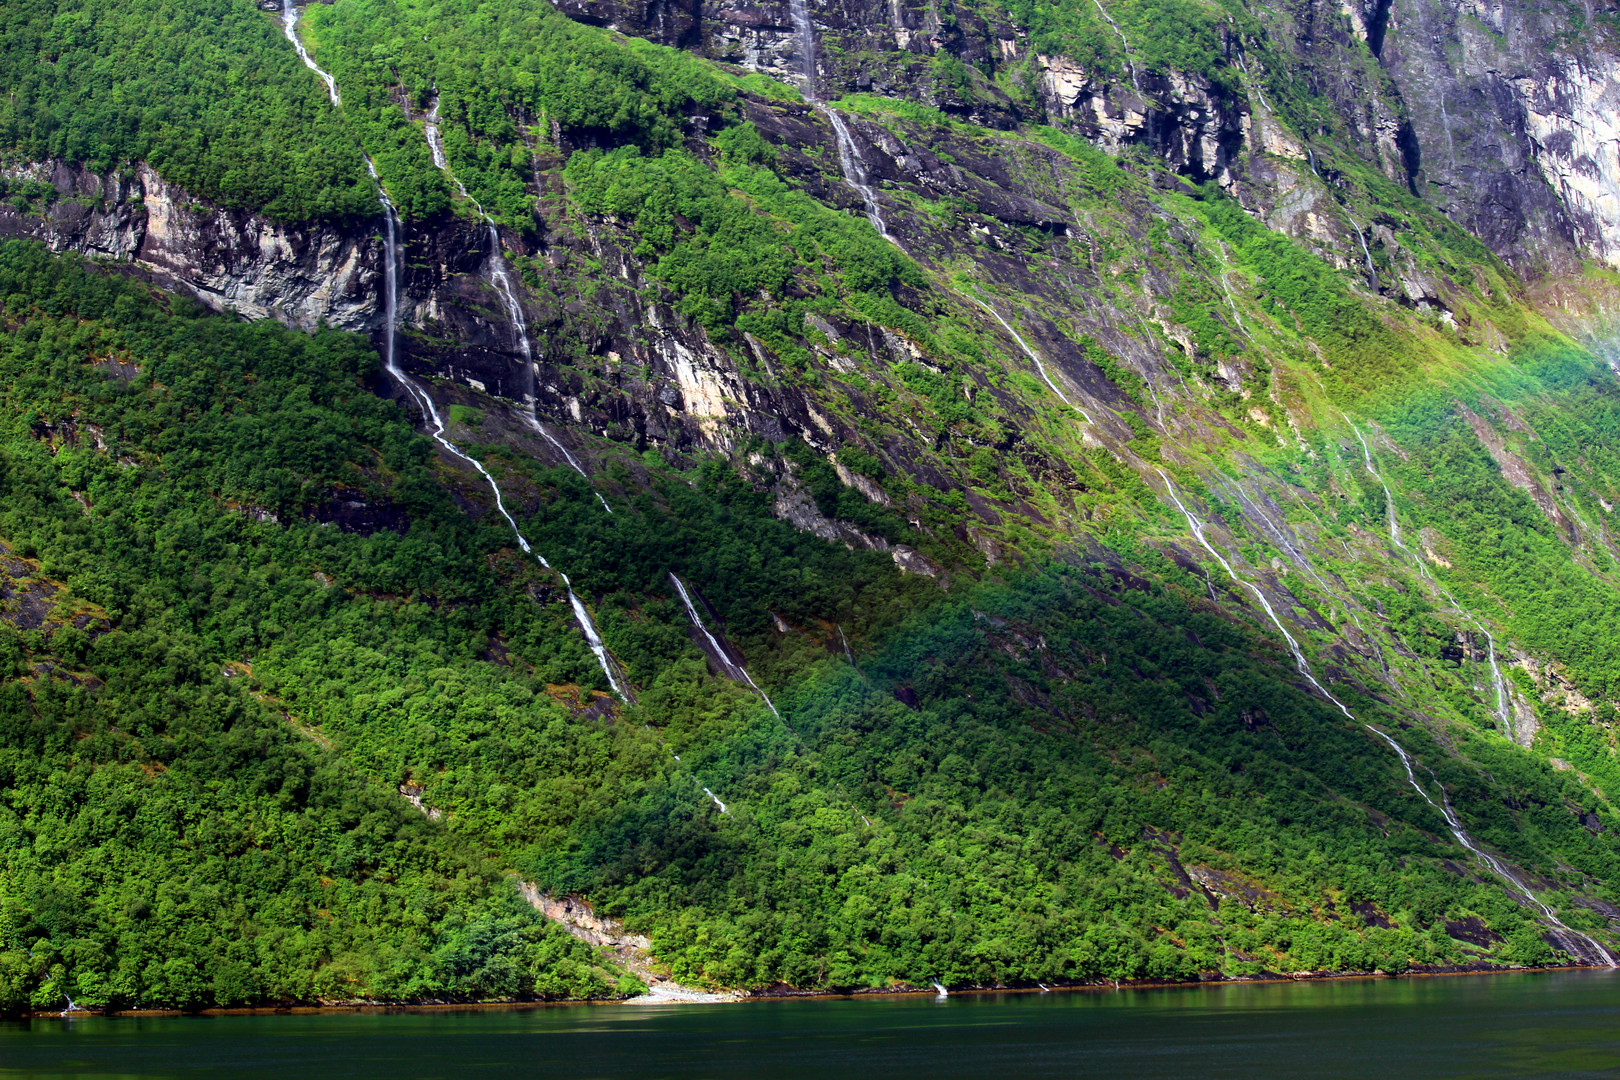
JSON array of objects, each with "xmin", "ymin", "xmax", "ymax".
[
  {"xmin": 1343, "ymin": 210, "xmax": 1379, "ymax": 286},
  {"xmin": 931, "ymin": 980, "xmax": 949, "ymax": 997},
  {"xmin": 788, "ymin": 0, "xmax": 818, "ymax": 93},
  {"xmin": 1211, "ymin": 243, "xmax": 1246, "ymax": 334},
  {"xmin": 280, "ymin": 1, "xmax": 339, "ymax": 106},
  {"xmin": 1438, "ymin": 90, "xmax": 1458, "ymax": 170},
  {"xmin": 421, "ymin": 106, "xmax": 734, "ymax": 814},
  {"xmin": 1088, "ymin": 0, "xmax": 1142, "ymax": 95},
  {"xmin": 421, "ymin": 99, "xmax": 614, "ymax": 514},
  {"xmin": 352, "ymin": 135, "xmax": 625, "ymax": 700},
  {"xmin": 962, "ymin": 293, "xmax": 1091, "ymax": 422},
  {"xmin": 822, "ymin": 107, "xmax": 890, "ymax": 238},
  {"xmin": 787, "ymin": 0, "xmax": 894, "ymax": 240},
  {"xmin": 669, "ymin": 573, "xmax": 780, "ymax": 716},
  {"xmin": 1217, "ymin": 475, "xmax": 1384, "ymax": 662},
  {"xmin": 1345, "ymin": 418, "xmax": 1511, "ymax": 733},
  {"xmin": 1235, "ymin": 55, "xmax": 1271, "ymax": 114},
  {"xmin": 1158, "ymin": 468, "xmax": 1615, "ymax": 967}
]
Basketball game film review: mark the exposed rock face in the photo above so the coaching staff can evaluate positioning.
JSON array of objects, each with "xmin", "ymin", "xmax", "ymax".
[
  {"xmin": 1379, "ymin": 0, "xmax": 1620, "ymax": 274},
  {"xmin": 10, "ymin": 0, "xmax": 1620, "ymax": 563},
  {"xmin": 0, "ymin": 161, "xmax": 381, "ymax": 331},
  {"xmin": 550, "ymin": 0, "xmax": 1620, "ymax": 281}
]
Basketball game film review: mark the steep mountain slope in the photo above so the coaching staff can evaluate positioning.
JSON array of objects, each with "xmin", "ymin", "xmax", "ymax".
[{"xmin": 3, "ymin": 0, "xmax": 1620, "ymax": 1009}]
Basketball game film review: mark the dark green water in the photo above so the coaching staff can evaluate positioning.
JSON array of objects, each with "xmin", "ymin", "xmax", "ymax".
[{"xmin": 5, "ymin": 972, "xmax": 1620, "ymax": 1079}]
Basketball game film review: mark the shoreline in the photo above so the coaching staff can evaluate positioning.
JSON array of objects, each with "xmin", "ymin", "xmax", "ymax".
[{"xmin": 15, "ymin": 960, "xmax": 1608, "ymax": 1021}]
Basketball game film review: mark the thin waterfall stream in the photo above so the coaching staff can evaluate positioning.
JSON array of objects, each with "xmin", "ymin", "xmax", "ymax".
[
  {"xmin": 418, "ymin": 102, "xmax": 736, "ymax": 809},
  {"xmin": 361, "ymin": 156, "xmax": 628, "ymax": 701},
  {"xmin": 1214, "ymin": 475, "xmax": 1385, "ymax": 674},
  {"xmin": 422, "ymin": 98, "xmax": 613, "ymax": 514},
  {"xmin": 787, "ymin": 0, "xmax": 892, "ymax": 239},
  {"xmin": 414, "ymin": 100, "xmax": 743, "ymax": 810},
  {"xmin": 962, "ymin": 293, "xmax": 1092, "ymax": 423},
  {"xmin": 1344, "ymin": 418, "xmax": 1511, "ymax": 732},
  {"xmin": 1157, "ymin": 468, "xmax": 1615, "ymax": 966},
  {"xmin": 1088, "ymin": 0, "xmax": 1142, "ymax": 94},
  {"xmin": 280, "ymin": 0, "xmax": 339, "ymax": 105},
  {"xmin": 670, "ymin": 573, "xmax": 780, "ymax": 716},
  {"xmin": 788, "ymin": 0, "xmax": 1100, "ymax": 439},
  {"xmin": 280, "ymin": 4, "xmax": 628, "ymax": 702}
]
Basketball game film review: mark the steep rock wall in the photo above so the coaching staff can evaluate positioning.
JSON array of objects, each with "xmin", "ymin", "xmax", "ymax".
[
  {"xmin": 1377, "ymin": 0, "xmax": 1620, "ymax": 275},
  {"xmin": 0, "ymin": 160, "xmax": 382, "ymax": 331}
]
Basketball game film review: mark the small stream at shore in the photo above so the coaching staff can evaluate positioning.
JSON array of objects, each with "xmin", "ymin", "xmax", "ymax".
[{"xmin": 6, "ymin": 971, "xmax": 1620, "ymax": 1078}]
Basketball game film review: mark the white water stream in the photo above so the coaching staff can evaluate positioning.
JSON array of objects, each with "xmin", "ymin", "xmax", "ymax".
[
  {"xmin": 962, "ymin": 293, "xmax": 1091, "ymax": 423},
  {"xmin": 787, "ymin": 0, "xmax": 1100, "ymax": 444},
  {"xmin": 1089, "ymin": 0, "xmax": 1142, "ymax": 94},
  {"xmin": 821, "ymin": 106, "xmax": 890, "ymax": 238},
  {"xmin": 787, "ymin": 0, "xmax": 894, "ymax": 241},
  {"xmin": 1158, "ymin": 468, "xmax": 1614, "ymax": 966},
  {"xmin": 1344, "ymin": 418, "xmax": 1511, "ymax": 732},
  {"xmin": 277, "ymin": 0, "xmax": 629, "ymax": 702},
  {"xmin": 1216, "ymin": 476, "xmax": 1382, "ymax": 662},
  {"xmin": 423, "ymin": 99, "xmax": 613, "ymax": 514},
  {"xmin": 1343, "ymin": 210, "xmax": 1379, "ymax": 285},
  {"xmin": 280, "ymin": 0, "xmax": 339, "ymax": 106},
  {"xmin": 361, "ymin": 156, "xmax": 627, "ymax": 700},
  {"xmin": 670, "ymin": 573, "xmax": 780, "ymax": 716}
]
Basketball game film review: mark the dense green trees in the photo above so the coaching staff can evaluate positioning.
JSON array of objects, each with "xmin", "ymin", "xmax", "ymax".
[
  {"xmin": 1, "ymin": 0, "xmax": 1618, "ymax": 1011},
  {"xmin": 4, "ymin": 241, "xmax": 1604, "ymax": 1005},
  {"xmin": 0, "ymin": 0, "xmax": 375, "ymax": 219},
  {"xmin": 0, "ymin": 242, "xmax": 637, "ymax": 1010}
]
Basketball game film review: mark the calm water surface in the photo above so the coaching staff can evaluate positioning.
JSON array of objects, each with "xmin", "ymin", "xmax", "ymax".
[{"xmin": 4, "ymin": 971, "xmax": 1620, "ymax": 1078}]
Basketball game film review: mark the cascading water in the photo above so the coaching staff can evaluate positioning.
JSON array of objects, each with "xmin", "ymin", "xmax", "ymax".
[
  {"xmin": 361, "ymin": 156, "xmax": 628, "ymax": 700},
  {"xmin": 1343, "ymin": 210, "xmax": 1379, "ymax": 286},
  {"xmin": 1158, "ymin": 468, "xmax": 1615, "ymax": 966},
  {"xmin": 422, "ymin": 98, "xmax": 613, "ymax": 514},
  {"xmin": 425, "ymin": 106, "xmax": 738, "ymax": 813},
  {"xmin": 271, "ymin": 15, "xmax": 751, "ymax": 822},
  {"xmin": 268, "ymin": 9, "xmax": 632, "ymax": 705},
  {"xmin": 822, "ymin": 108, "xmax": 890, "ymax": 238},
  {"xmin": 1088, "ymin": 0, "xmax": 1142, "ymax": 94},
  {"xmin": 790, "ymin": 0, "xmax": 1091, "ymax": 439},
  {"xmin": 962, "ymin": 293, "xmax": 1091, "ymax": 423},
  {"xmin": 670, "ymin": 573, "xmax": 780, "ymax": 716},
  {"xmin": 1216, "ymin": 476, "xmax": 1387, "ymax": 674},
  {"xmin": 1345, "ymin": 418, "xmax": 1511, "ymax": 733},
  {"xmin": 788, "ymin": 0, "xmax": 894, "ymax": 240},
  {"xmin": 280, "ymin": 0, "xmax": 339, "ymax": 106}
]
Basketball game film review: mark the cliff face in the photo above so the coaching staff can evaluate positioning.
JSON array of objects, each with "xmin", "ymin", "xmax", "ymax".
[
  {"xmin": 13, "ymin": 0, "xmax": 1620, "ymax": 999},
  {"xmin": 555, "ymin": 0, "xmax": 1620, "ymax": 280},
  {"xmin": 4, "ymin": 0, "xmax": 1616, "ymax": 552},
  {"xmin": 0, "ymin": 160, "xmax": 382, "ymax": 332},
  {"xmin": 1380, "ymin": 0, "xmax": 1620, "ymax": 276}
]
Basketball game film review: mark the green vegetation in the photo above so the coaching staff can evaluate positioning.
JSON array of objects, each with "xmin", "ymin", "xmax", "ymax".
[
  {"xmin": 0, "ymin": 241, "xmax": 639, "ymax": 1011},
  {"xmin": 0, "ymin": 0, "xmax": 375, "ymax": 219},
  {"xmin": 6, "ymin": 241, "xmax": 1615, "ymax": 1007},
  {"xmin": 308, "ymin": 0, "xmax": 737, "ymax": 225},
  {"xmin": 564, "ymin": 144, "xmax": 918, "ymax": 330},
  {"xmin": 5, "ymin": 0, "xmax": 1620, "ymax": 1015}
]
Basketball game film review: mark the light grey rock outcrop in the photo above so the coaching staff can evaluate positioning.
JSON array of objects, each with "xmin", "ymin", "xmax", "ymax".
[{"xmin": 0, "ymin": 160, "xmax": 382, "ymax": 331}]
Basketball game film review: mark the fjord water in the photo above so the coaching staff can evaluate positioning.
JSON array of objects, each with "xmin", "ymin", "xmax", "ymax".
[{"xmin": 5, "ymin": 973, "xmax": 1620, "ymax": 1079}]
